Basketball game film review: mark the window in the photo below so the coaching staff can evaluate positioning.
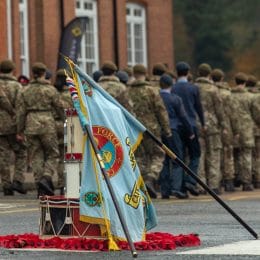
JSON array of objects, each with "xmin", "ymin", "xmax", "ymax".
[
  {"xmin": 19, "ymin": 0, "xmax": 30, "ymax": 76},
  {"xmin": 126, "ymin": 3, "xmax": 147, "ymax": 67},
  {"xmin": 76, "ymin": 0, "xmax": 99, "ymax": 75}
]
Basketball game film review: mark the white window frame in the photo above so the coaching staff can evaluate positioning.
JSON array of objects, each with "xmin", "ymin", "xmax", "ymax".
[
  {"xmin": 19, "ymin": 0, "xmax": 30, "ymax": 76},
  {"xmin": 76, "ymin": 0, "xmax": 99, "ymax": 75},
  {"xmin": 126, "ymin": 3, "xmax": 147, "ymax": 67},
  {"xmin": 6, "ymin": 0, "xmax": 13, "ymax": 59}
]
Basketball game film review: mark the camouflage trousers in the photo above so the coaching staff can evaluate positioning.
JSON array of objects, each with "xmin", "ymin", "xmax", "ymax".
[
  {"xmin": 26, "ymin": 133, "xmax": 59, "ymax": 183},
  {"xmin": 0, "ymin": 135, "xmax": 27, "ymax": 188},
  {"xmin": 252, "ymin": 136, "xmax": 260, "ymax": 183},
  {"xmin": 233, "ymin": 147, "xmax": 253, "ymax": 184},
  {"xmin": 135, "ymin": 136, "xmax": 164, "ymax": 183},
  {"xmin": 198, "ymin": 134, "xmax": 222, "ymax": 189},
  {"xmin": 221, "ymin": 145, "xmax": 235, "ymax": 181}
]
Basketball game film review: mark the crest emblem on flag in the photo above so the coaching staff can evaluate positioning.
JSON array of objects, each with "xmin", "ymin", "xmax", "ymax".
[{"xmin": 93, "ymin": 126, "xmax": 124, "ymax": 178}]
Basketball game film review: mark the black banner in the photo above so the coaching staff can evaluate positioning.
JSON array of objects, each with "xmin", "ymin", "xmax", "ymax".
[{"xmin": 57, "ymin": 17, "xmax": 88, "ymax": 70}]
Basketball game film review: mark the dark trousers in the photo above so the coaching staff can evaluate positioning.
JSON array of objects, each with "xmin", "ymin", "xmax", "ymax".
[
  {"xmin": 179, "ymin": 126, "xmax": 201, "ymax": 187},
  {"xmin": 159, "ymin": 129, "xmax": 184, "ymax": 196}
]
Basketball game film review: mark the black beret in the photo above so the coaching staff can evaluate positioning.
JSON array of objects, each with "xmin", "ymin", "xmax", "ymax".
[
  {"xmin": 116, "ymin": 70, "xmax": 129, "ymax": 84},
  {"xmin": 92, "ymin": 70, "xmax": 103, "ymax": 82},
  {"xmin": 160, "ymin": 74, "xmax": 173, "ymax": 86},
  {"xmin": 176, "ymin": 61, "xmax": 190, "ymax": 72}
]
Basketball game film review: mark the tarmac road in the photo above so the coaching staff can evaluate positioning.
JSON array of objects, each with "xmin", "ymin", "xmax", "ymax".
[{"xmin": 0, "ymin": 190, "xmax": 260, "ymax": 259}]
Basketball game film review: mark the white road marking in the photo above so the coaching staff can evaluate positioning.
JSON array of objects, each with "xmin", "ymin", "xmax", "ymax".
[
  {"xmin": 0, "ymin": 208, "xmax": 38, "ymax": 214},
  {"xmin": 178, "ymin": 240, "xmax": 260, "ymax": 255},
  {"xmin": 0, "ymin": 203, "xmax": 26, "ymax": 209},
  {"xmin": 0, "ymin": 203, "xmax": 14, "ymax": 209}
]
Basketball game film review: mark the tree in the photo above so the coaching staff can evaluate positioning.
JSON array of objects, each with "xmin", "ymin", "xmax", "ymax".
[{"xmin": 174, "ymin": 0, "xmax": 233, "ymax": 71}]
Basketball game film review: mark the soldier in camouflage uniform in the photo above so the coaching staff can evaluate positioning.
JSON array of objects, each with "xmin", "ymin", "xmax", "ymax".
[
  {"xmin": 53, "ymin": 69, "xmax": 73, "ymax": 194},
  {"xmin": 211, "ymin": 69, "xmax": 235, "ymax": 192},
  {"xmin": 98, "ymin": 61, "xmax": 132, "ymax": 111},
  {"xmin": 0, "ymin": 65, "xmax": 15, "ymax": 195},
  {"xmin": 0, "ymin": 60, "xmax": 27, "ymax": 195},
  {"xmin": 195, "ymin": 64, "xmax": 227, "ymax": 194},
  {"xmin": 229, "ymin": 73, "xmax": 258, "ymax": 191},
  {"xmin": 128, "ymin": 64, "xmax": 171, "ymax": 198},
  {"xmin": 148, "ymin": 63, "xmax": 169, "ymax": 194},
  {"xmin": 16, "ymin": 62, "xmax": 64, "ymax": 196},
  {"xmin": 246, "ymin": 76, "xmax": 260, "ymax": 188}
]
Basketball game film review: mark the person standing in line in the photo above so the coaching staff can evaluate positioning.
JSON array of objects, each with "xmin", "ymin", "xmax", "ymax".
[
  {"xmin": 98, "ymin": 61, "xmax": 132, "ymax": 111},
  {"xmin": 0, "ymin": 67, "xmax": 16, "ymax": 195},
  {"xmin": 159, "ymin": 74, "xmax": 195, "ymax": 199},
  {"xmin": 195, "ymin": 64, "xmax": 227, "ymax": 195},
  {"xmin": 128, "ymin": 64, "xmax": 171, "ymax": 198},
  {"xmin": 0, "ymin": 59, "xmax": 27, "ymax": 195},
  {"xmin": 211, "ymin": 68, "xmax": 235, "ymax": 192},
  {"xmin": 172, "ymin": 62, "xmax": 205, "ymax": 196},
  {"xmin": 115, "ymin": 70, "xmax": 129, "ymax": 85},
  {"xmin": 229, "ymin": 73, "xmax": 257, "ymax": 191},
  {"xmin": 16, "ymin": 62, "xmax": 64, "ymax": 197}
]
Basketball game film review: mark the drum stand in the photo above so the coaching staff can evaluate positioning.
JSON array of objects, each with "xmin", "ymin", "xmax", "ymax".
[{"xmin": 39, "ymin": 109, "xmax": 101, "ymax": 238}]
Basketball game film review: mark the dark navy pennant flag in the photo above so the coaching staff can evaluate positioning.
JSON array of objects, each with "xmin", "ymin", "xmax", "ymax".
[{"xmin": 57, "ymin": 17, "xmax": 88, "ymax": 70}]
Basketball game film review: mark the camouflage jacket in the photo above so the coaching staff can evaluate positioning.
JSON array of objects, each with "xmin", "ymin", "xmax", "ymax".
[
  {"xmin": 230, "ymin": 87, "xmax": 256, "ymax": 147},
  {"xmin": 0, "ymin": 74, "xmax": 22, "ymax": 135},
  {"xmin": 16, "ymin": 78, "xmax": 64, "ymax": 135},
  {"xmin": 195, "ymin": 77, "xmax": 227, "ymax": 136},
  {"xmin": 98, "ymin": 75, "xmax": 132, "ymax": 111},
  {"xmin": 215, "ymin": 81, "xmax": 234, "ymax": 144},
  {"xmin": 128, "ymin": 79, "xmax": 171, "ymax": 138}
]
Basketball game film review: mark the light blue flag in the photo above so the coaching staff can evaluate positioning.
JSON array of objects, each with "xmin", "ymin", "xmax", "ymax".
[{"xmin": 66, "ymin": 63, "xmax": 157, "ymax": 243}]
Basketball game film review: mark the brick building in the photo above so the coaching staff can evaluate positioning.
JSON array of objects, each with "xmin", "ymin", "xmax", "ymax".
[{"xmin": 0, "ymin": 0, "xmax": 174, "ymax": 78}]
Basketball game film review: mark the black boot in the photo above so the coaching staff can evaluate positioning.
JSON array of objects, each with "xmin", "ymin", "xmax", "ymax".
[
  {"xmin": 60, "ymin": 187, "xmax": 65, "ymax": 196},
  {"xmin": 184, "ymin": 183, "xmax": 199, "ymax": 196},
  {"xmin": 12, "ymin": 181, "xmax": 27, "ymax": 194},
  {"xmin": 253, "ymin": 182, "xmax": 260, "ymax": 189},
  {"xmin": 145, "ymin": 181, "xmax": 157, "ymax": 199},
  {"xmin": 242, "ymin": 183, "xmax": 254, "ymax": 191},
  {"xmin": 3, "ymin": 187, "xmax": 14, "ymax": 196},
  {"xmin": 38, "ymin": 176, "xmax": 54, "ymax": 196},
  {"xmin": 212, "ymin": 188, "xmax": 222, "ymax": 195},
  {"xmin": 224, "ymin": 180, "xmax": 235, "ymax": 192}
]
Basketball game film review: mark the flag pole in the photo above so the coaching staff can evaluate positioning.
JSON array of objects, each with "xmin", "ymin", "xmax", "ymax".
[
  {"xmin": 84, "ymin": 124, "xmax": 138, "ymax": 258},
  {"xmin": 147, "ymin": 131, "xmax": 258, "ymax": 239}
]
